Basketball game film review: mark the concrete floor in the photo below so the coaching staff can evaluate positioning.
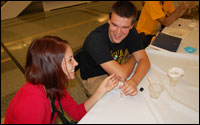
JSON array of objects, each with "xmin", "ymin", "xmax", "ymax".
[{"xmin": 1, "ymin": 1, "xmax": 199, "ymax": 123}]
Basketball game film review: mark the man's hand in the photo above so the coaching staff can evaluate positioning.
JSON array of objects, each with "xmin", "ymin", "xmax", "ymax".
[{"xmin": 119, "ymin": 79, "xmax": 138, "ymax": 96}]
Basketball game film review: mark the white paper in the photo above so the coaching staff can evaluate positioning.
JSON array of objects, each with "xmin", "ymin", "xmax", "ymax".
[{"xmin": 162, "ymin": 27, "xmax": 190, "ymax": 39}]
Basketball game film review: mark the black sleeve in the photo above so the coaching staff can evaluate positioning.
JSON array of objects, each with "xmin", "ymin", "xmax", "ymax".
[
  {"xmin": 86, "ymin": 33, "xmax": 113, "ymax": 65},
  {"xmin": 126, "ymin": 28, "xmax": 144, "ymax": 54}
]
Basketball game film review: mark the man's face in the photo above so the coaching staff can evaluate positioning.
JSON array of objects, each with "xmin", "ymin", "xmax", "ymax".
[{"xmin": 108, "ymin": 12, "xmax": 134, "ymax": 44}]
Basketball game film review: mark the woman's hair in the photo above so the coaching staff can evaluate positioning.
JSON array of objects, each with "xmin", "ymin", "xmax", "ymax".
[
  {"xmin": 109, "ymin": 1, "xmax": 137, "ymax": 25},
  {"xmin": 25, "ymin": 36, "xmax": 69, "ymax": 99}
]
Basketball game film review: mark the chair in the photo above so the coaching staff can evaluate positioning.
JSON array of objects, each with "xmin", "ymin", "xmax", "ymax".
[{"xmin": 74, "ymin": 47, "xmax": 91, "ymax": 98}]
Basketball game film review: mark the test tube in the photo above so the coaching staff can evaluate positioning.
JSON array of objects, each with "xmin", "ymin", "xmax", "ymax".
[{"xmin": 119, "ymin": 81, "xmax": 124, "ymax": 100}]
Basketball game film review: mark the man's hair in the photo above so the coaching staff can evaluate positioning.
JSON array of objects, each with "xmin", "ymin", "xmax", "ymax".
[
  {"xmin": 25, "ymin": 36, "xmax": 69, "ymax": 99},
  {"xmin": 109, "ymin": 1, "xmax": 137, "ymax": 24}
]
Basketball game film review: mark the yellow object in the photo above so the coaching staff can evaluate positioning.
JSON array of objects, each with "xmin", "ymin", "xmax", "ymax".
[{"xmin": 136, "ymin": 1, "xmax": 175, "ymax": 36}]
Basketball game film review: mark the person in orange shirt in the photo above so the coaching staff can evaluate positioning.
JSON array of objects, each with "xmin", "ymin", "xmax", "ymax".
[{"xmin": 136, "ymin": 1, "xmax": 196, "ymax": 48}]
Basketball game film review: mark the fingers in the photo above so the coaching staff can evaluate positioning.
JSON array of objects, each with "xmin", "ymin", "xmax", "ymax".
[
  {"xmin": 130, "ymin": 90, "xmax": 138, "ymax": 96},
  {"xmin": 120, "ymin": 80, "xmax": 138, "ymax": 96},
  {"xmin": 122, "ymin": 86, "xmax": 138, "ymax": 96},
  {"xmin": 125, "ymin": 88, "xmax": 138, "ymax": 96},
  {"xmin": 107, "ymin": 73, "xmax": 116, "ymax": 80},
  {"xmin": 108, "ymin": 73, "xmax": 119, "ymax": 83},
  {"xmin": 103, "ymin": 73, "xmax": 119, "ymax": 88}
]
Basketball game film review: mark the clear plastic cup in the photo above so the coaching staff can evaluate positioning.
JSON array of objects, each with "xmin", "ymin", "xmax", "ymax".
[
  {"xmin": 148, "ymin": 82, "xmax": 164, "ymax": 99},
  {"xmin": 167, "ymin": 67, "xmax": 184, "ymax": 87}
]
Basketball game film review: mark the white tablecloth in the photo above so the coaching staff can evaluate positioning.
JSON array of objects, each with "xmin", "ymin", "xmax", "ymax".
[{"xmin": 78, "ymin": 49, "xmax": 199, "ymax": 124}]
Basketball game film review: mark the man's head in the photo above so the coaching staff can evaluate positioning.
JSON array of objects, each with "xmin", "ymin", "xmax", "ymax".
[{"xmin": 108, "ymin": 1, "xmax": 137, "ymax": 44}]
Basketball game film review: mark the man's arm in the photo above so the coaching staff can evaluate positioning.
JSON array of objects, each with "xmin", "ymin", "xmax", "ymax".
[
  {"xmin": 120, "ymin": 55, "xmax": 137, "ymax": 76},
  {"xmin": 129, "ymin": 50, "xmax": 150, "ymax": 86},
  {"xmin": 100, "ymin": 54, "xmax": 136, "ymax": 80},
  {"xmin": 101, "ymin": 50, "xmax": 151, "ymax": 96},
  {"xmin": 158, "ymin": 1, "xmax": 196, "ymax": 26},
  {"xmin": 118, "ymin": 50, "xmax": 150, "ymax": 96}
]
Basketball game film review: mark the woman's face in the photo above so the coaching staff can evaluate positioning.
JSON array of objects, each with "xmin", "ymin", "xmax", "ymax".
[{"xmin": 61, "ymin": 46, "xmax": 78, "ymax": 79}]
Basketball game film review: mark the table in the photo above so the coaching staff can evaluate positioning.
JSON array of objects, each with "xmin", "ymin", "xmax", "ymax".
[
  {"xmin": 78, "ymin": 49, "xmax": 199, "ymax": 124},
  {"xmin": 150, "ymin": 18, "xmax": 199, "ymax": 55},
  {"xmin": 78, "ymin": 18, "xmax": 199, "ymax": 124}
]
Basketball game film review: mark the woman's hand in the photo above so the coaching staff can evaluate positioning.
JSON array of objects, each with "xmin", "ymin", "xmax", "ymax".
[
  {"xmin": 84, "ymin": 74, "xmax": 120, "ymax": 112},
  {"xmin": 97, "ymin": 74, "xmax": 119, "ymax": 94}
]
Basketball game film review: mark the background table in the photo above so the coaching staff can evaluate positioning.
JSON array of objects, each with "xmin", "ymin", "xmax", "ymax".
[{"xmin": 150, "ymin": 18, "xmax": 199, "ymax": 55}]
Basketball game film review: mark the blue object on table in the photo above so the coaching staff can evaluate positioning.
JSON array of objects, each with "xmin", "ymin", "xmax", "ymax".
[{"xmin": 184, "ymin": 46, "xmax": 196, "ymax": 53}]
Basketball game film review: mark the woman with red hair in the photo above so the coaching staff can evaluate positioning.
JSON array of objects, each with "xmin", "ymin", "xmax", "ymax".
[{"xmin": 4, "ymin": 36, "xmax": 119, "ymax": 124}]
